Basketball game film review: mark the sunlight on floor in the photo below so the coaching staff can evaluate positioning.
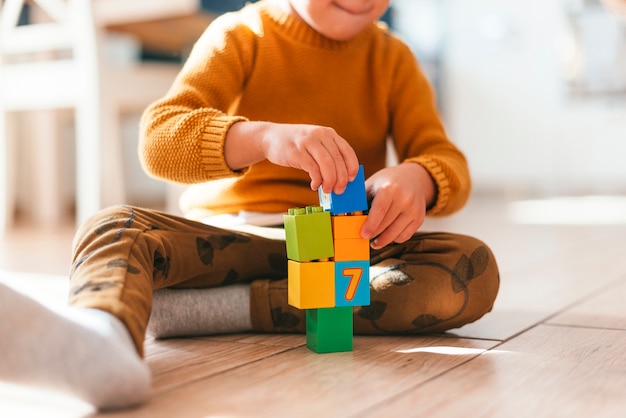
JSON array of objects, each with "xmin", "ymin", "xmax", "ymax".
[
  {"xmin": 507, "ymin": 195, "xmax": 626, "ymax": 225},
  {"xmin": 395, "ymin": 346, "xmax": 508, "ymax": 355}
]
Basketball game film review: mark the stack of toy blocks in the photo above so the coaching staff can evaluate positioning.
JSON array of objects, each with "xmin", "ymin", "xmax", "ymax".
[{"xmin": 285, "ymin": 165, "xmax": 370, "ymax": 353}]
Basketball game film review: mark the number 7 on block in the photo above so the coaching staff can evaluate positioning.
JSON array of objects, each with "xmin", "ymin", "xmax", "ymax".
[
  {"xmin": 335, "ymin": 260, "xmax": 370, "ymax": 307},
  {"xmin": 342, "ymin": 267, "xmax": 363, "ymax": 301}
]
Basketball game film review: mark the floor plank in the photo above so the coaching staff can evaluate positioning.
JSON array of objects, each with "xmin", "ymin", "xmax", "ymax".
[
  {"xmin": 200, "ymin": 333, "xmax": 306, "ymax": 347},
  {"xmin": 547, "ymin": 276, "xmax": 626, "ymax": 330},
  {"xmin": 0, "ymin": 221, "xmax": 75, "ymax": 276},
  {"xmin": 3, "ymin": 195, "xmax": 626, "ymax": 417},
  {"xmin": 361, "ymin": 324, "xmax": 626, "ymax": 418},
  {"xmin": 431, "ymin": 198, "xmax": 626, "ymax": 341},
  {"xmin": 93, "ymin": 336, "xmax": 498, "ymax": 418},
  {"xmin": 144, "ymin": 337, "xmax": 299, "ymax": 395},
  {"xmin": 454, "ymin": 232, "xmax": 626, "ymax": 340}
]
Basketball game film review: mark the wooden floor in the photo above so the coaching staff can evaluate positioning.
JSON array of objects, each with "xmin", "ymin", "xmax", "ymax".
[{"xmin": 1, "ymin": 194, "xmax": 626, "ymax": 417}]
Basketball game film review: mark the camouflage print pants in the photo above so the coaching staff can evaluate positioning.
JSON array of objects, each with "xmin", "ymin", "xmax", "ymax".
[{"xmin": 69, "ymin": 205, "xmax": 500, "ymax": 356}]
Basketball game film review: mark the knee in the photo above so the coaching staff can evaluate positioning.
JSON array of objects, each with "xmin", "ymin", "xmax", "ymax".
[
  {"xmin": 447, "ymin": 234, "xmax": 500, "ymax": 326},
  {"xmin": 358, "ymin": 233, "xmax": 500, "ymax": 334},
  {"xmin": 414, "ymin": 232, "xmax": 500, "ymax": 310},
  {"xmin": 459, "ymin": 234, "xmax": 500, "ymax": 306},
  {"xmin": 72, "ymin": 205, "xmax": 138, "ymax": 255}
]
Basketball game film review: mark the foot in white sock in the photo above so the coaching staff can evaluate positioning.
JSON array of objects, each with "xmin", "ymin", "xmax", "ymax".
[
  {"xmin": 148, "ymin": 284, "xmax": 252, "ymax": 338},
  {"xmin": 0, "ymin": 283, "xmax": 151, "ymax": 410}
]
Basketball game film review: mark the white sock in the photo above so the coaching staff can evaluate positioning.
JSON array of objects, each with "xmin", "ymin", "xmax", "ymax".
[
  {"xmin": 0, "ymin": 283, "xmax": 151, "ymax": 410},
  {"xmin": 148, "ymin": 284, "xmax": 252, "ymax": 338}
]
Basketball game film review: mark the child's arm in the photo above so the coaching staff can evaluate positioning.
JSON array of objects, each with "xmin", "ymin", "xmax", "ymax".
[
  {"xmin": 358, "ymin": 37, "xmax": 470, "ymax": 249},
  {"xmin": 224, "ymin": 120, "xmax": 360, "ymax": 195},
  {"xmin": 361, "ymin": 162, "xmax": 435, "ymax": 249}
]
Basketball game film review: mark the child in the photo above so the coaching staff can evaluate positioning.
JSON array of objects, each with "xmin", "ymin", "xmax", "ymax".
[{"xmin": 0, "ymin": 0, "xmax": 499, "ymax": 411}]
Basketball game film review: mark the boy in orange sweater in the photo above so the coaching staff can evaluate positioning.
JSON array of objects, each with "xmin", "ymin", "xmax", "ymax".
[{"xmin": 0, "ymin": 0, "xmax": 499, "ymax": 410}]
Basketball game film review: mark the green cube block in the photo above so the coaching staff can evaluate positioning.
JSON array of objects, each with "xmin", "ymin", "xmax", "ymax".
[
  {"xmin": 306, "ymin": 307, "xmax": 353, "ymax": 353},
  {"xmin": 284, "ymin": 206, "xmax": 334, "ymax": 262}
]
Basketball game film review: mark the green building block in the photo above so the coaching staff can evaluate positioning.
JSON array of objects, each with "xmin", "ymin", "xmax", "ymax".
[
  {"xmin": 284, "ymin": 206, "xmax": 334, "ymax": 262},
  {"xmin": 306, "ymin": 307, "xmax": 353, "ymax": 353}
]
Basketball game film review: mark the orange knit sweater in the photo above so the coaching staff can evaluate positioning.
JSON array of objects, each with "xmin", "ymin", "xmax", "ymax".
[{"xmin": 139, "ymin": 0, "xmax": 470, "ymax": 217}]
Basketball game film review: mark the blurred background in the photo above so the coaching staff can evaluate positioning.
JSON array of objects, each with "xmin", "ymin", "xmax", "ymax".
[{"xmin": 1, "ymin": 0, "xmax": 625, "ymax": 232}]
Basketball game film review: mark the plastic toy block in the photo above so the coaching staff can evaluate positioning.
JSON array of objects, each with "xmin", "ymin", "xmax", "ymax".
[
  {"xmin": 318, "ymin": 165, "xmax": 368, "ymax": 215},
  {"xmin": 333, "ymin": 238, "xmax": 370, "ymax": 261},
  {"xmin": 306, "ymin": 307, "xmax": 353, "ymax": 353},
  {"xmin": 331, "ymin": 214, "xmax": 369, "ymax": 260},
  {"xmin": 284, "ymin": 206, "xmax": 334, "ymax": 262},
  {"xmin": 331, "ymin": 214, "xmax": 367, "ymax": 239},
  {"xmin": 335, "ymin": 260, "xmax": 370, "ymax": 307},
  {"xmin": 288, "ymin": 260, "xmax": 335, "ymax": 309}
]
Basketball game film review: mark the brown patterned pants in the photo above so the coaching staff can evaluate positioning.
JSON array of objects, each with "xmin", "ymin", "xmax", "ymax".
[{"xmin": 69, "ymin": 205, "xmax": 500, "ymax": 356}]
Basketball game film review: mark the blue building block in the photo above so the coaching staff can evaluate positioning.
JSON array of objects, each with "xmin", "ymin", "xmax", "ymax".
[
  {"xmin": 318, "ymin": 165, "xmax": 368, "ymax": 215},
  {"xmin": 335, "ymin": 260, "xmax": 370, "ymax": 307},
  {"xmin": 306, "ymin": 307, "xmax": 353, "ymax": 353}
]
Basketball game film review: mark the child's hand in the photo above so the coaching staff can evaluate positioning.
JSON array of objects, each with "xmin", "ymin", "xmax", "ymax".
[
  {"xmin": 360, "ymin": 163, "xmax": 436, "ymax": 249},
  {"xmin": 225, "ymin": 121, "xmax": 359, "ymax": 194},
  {"xmin": 261, "ymin": 123, "xmax": 360, "ymax": 194}
]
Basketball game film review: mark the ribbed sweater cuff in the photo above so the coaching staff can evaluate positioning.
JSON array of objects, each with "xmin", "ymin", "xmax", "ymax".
[
  {"xmin": 407, "ymin": 156, "xmax": 450, "ymax": 216},
  {"xmin": 201, "ymin": 114, "xmax": 249, "ymax": 178}
]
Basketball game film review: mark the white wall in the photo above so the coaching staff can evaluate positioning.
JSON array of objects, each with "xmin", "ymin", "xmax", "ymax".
[{"xmin": 438, "ymin": 0, "xmax": 626, "ymax": 195}]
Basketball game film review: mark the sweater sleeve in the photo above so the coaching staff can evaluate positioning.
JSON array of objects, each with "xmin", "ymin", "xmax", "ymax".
[
  {"xmin": 138, "ymin": 13, "xmax": 256, "ymax": 185},
  {"xmin": 388, "ymin": 42, "xmax": 471, "ymax": 216}
]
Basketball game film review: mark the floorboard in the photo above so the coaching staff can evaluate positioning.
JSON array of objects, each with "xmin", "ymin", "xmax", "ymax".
[
  {"xmin": 144, "ymin": 337, "xmax": 299, "ymax": 395},
  {"xmin": 547, "ymin": 276, "xmax": 626, "ymax": 330},
  {"xmin": 95, "ymin": 336, "xmax": 498, "ymax": 418},
  {"xmin": 2, "ymin": 195, "xmax": 626, "ymax": 417},
  {"xmin": 361, "ymin": 325, "xmax": 626, "ymax": 418}
]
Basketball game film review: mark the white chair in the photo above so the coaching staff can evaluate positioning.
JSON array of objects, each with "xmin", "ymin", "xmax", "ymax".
[{"xmin": 0, "ymin": 0, "xmax": 182, "ymax": 234}]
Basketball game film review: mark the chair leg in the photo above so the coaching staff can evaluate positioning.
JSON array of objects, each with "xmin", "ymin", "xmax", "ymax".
[
  {"xmin": 72, "ymin": 0, "xmax": 105, "ymax": 227},
  {"xmin": 27, "ymin": 110, "xmax": 66, "ymax": 226},
  {"xmin": 74, "ymin": 100, "xmax": 102, "ymax": 227},
  {"xmin": 99, "ymin": 100, "xmax": 127, "ymax": 207},
  {"xmin": 0, "ymin": 110, "xmax": 17, "ymax": 236}
]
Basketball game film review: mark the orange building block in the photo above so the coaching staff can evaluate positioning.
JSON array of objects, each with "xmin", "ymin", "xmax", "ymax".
[
  {"xmin": 288, "ymin": 260, "xmax": 335, "ymax": 309},
  {"xmin": 333, "ymin": 238, "xmax": 370, "ymax": 261},
  {"xmin": 331, "ymin": 214, "xmax": 367, "ymax": 239},
  {"xmin": 332, "ymin": 215, "xmax": 369, "ymax": 261}
]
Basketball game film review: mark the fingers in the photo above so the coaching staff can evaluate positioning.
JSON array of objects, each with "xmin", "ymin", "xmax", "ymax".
[
  {"xmin": 336, "ymin": 138, "xmax": 360, "ymax": 182},
  {"xmin": 371, "ymin": 215, "xmax": 421, "ymax": 249},
  {"xmin": 306, "ymin": 139, "xmax": 339, "ymax": 193},
  {"xmin": 259, "ymin": 123, "xmax": 359, "ymax": 194},
  {"xmin": 361, "ymin": 194, "xmax": 396, "ymax": 249},
  {"xmin": 305, "ymin": 128, "xmax": 358, "ymax": 194},
  {"xmin": 298, "ymin": 152, "xmax": 324, "ymax": 191},
  {"xmin": 361, "ymin": 182, "xmax": 424, "ymax": 249},
  {"xmin": 364, "ymin": 206, "xmax": 422, "ymax": 249}
]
